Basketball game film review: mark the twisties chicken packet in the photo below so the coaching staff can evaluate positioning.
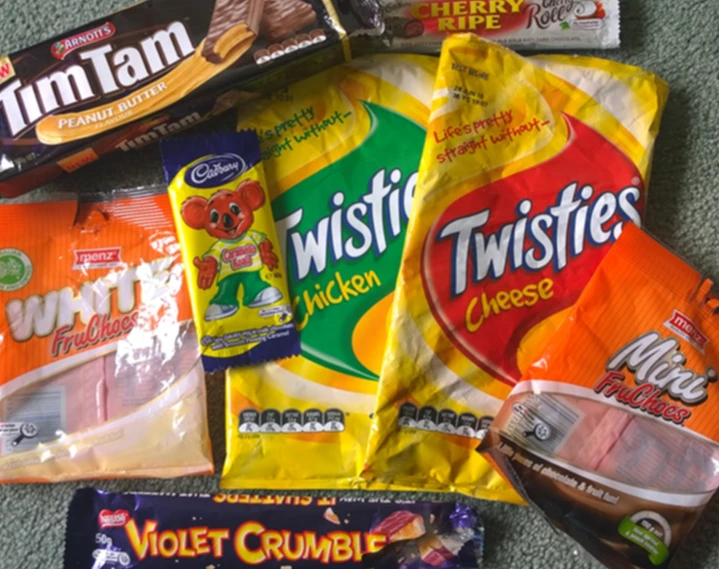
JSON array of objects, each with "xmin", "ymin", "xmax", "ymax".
[
  {"xmin": 479, "ymin": 224, "xmax": 719, "ymax": 569},
  {"xmin": 222, "ymin": 54, "xmax": 438, "ymax": 489},
  {"xmin": 361, "ymin": 36, "xmax": 668, "ymax": 501},
  {"xmin": 0, "ymin": 188, "xmax": 213, "ymax": 483}
]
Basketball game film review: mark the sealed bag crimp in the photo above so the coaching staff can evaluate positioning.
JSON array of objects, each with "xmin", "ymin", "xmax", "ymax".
[{"xmin": 162, "ymin": 131, "xmax": 299, "ymax": 372}]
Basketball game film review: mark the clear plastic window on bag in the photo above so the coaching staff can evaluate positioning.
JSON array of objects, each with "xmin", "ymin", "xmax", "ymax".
[
  {"xmin": 0, "ymin": 189, "xmax": 213, "ymax": 482},
  {"xmin": 494, "ymin": 392, "xmax": 719, "ymax": 495}
]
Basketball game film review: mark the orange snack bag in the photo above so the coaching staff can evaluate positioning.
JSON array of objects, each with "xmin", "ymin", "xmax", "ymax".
[
  {"xmin": 0, "ymin": 189, "xmax": 213, "ymax": 482},
  {"xmin": 480, "ymin": 223, "xmax": 719, "ymax": 569}
]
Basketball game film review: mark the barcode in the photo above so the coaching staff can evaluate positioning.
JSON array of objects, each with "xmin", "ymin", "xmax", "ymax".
[
  {"xmin": 1, "ymin": 386, "xmax": 66, "ymax": 454},
  {"xmin": 503, "ymin": 394, "xmax": 582, "ymax": 456}
]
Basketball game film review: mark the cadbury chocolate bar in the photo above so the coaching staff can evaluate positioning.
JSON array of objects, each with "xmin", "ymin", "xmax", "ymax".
[
  {"xmin": 162, "ymin": 131, "xmax": 300, "ymax": 371},
  {"xmin": 0, "ymin": 0, "xmax": 380, "ymax": 198},
  {"xmin": 63, "ymin": 488, "xmax": 484, "ymax": 569}
]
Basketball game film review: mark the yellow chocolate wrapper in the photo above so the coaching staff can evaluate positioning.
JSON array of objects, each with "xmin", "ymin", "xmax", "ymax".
[
  {"xmin": 361, "ymin": 36, "xmax": 668, "ymax": 502},
  {"xmin": 222, "ymin": 54, "xmax": 438, "ymax": 489},
  {"xmin": 162, "ymin": 131, "xmax": 299, "ymax": 372}
]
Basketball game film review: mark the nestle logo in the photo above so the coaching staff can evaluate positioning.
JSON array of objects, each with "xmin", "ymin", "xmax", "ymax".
[
  {"xmin": 185, "ymin": 154, "xmax": 246, "ymax": 188},
  {"xmin": 51, "ymin": 23, "xmax": 116, "ymax": 60},
  {"xmin": 664, "ymin": 310, "xmax": 709, "ymax": 351},
  {"xmin": 73, "ymin": 247, "xmax": 122, "ymax": 270},
  {"xmin": 98, "ymin": 509, "xmax": 130, "ymax": 529}
]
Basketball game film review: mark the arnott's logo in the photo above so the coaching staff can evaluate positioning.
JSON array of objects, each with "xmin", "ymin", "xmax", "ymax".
[
  {"xmin": 51, "ymin": 23, "xmax": 116, "ymax": 60},
  {"xmin": 186, "ymin": 154, "xmax": 246, "ymax": 188}
]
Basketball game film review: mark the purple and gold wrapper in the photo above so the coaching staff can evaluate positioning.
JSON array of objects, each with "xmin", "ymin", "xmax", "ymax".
[{"xmin": 63, "ymin": 488, "xmax": 484, "ymax": 569}]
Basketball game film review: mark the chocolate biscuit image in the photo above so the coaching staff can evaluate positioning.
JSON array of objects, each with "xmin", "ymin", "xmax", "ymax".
[
  {"xmin": 268, "ymin": 44, "xmax": 284, "ymax": 59},
  {"xmin": 309, "ymin": 28, "xmax": 327, "ymax": 43},
  {"xmin": 362, "ymin": 539, "xmax": 420, "ymax": 569},
  {"xmin": 387, "ymin": 17, "xmax": 424, "ymax": 38},
  {"xmin": 281, "ymin": 38, "xmax": 299, "ymax": 53},
  {"xmin": 295, "ymin": 33, "xmax": 312, "ymax": 47},
  {"xmin": 203, "ymin": 0, "xmax": 265, "ymax": 63},
  {"xmin": 254, "ymin": 48, "xmax": 271, "ymax": 64},
  {"xmin": 260, "ymin": 0, "xmax": 317, "ymax": 42},
  {"xmin": 338, "ymin": 0, "xmax": 382, "ymax": 29}
]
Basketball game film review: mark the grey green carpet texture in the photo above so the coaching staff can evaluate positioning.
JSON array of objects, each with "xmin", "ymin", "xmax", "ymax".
[{"xmin": 1, "ymin": 0, "xmax": 719, "ymax": 567}]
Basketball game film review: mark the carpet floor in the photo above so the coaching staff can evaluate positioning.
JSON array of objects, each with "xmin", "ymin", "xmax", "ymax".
[{"xmin": 0, "ymin": 0, "xmax": 718, "ymax": 567}]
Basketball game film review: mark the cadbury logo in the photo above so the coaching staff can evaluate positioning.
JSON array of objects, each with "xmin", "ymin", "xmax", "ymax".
[
  {"xmin": 186, "ymin": 154, "xmax": 246, "ymax": 188},
  {"xmin": 51, "ymin": 23, "xmax": 116, "ymax": 60},
  {"xmin": 73, "ymin": 247, "xmax": 122, "ymax": 270},
  {"xmin": 99, "ymin": 509, "xmax": 130, "ymax": 529},
  {"xmin": 664, "ymin": 310, "xmax": 709, "ymax": 352}
]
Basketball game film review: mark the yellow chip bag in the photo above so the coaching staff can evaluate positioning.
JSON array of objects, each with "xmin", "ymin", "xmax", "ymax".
[
  {"xmin": 222, "ymin": 54, "xmax": 438, "ymax": 489},
  {"xmin": 361, "ymin": 36, "xmax": 668, "ymax": 501}
]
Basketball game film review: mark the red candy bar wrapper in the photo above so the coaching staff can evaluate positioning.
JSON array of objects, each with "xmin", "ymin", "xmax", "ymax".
[
  {"xmin": 63, "ymin": 489, "xmax": 484, "ymax": 569},
  {"xmin": 376, "ymin": 0, "xmax": 620, "ymax": 51},
  {"xmin": 479, "ymin": 224, "xmax": 719, "ymax": 569}
]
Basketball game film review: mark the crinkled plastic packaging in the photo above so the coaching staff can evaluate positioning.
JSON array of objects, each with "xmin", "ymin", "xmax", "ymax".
[
  {"xmin": 376, "ymin": 0, "xmax": 620, "ymax": 51},
  {"xmin": 162, "ymin": 131, "xmax": 300, "ymax": 372},
  {"xmin": 63, "ymin": 487, "xmax": 484, "ymax": 569},
  {"xmin": 0, "ymin": 188, "xmax": 213, "ymax": 482},
  {"xmin": 223, "ymin": 54, "xmax": 438, "ymax": 489},
  {"xmin": 480, "ymin": 224, "xmax": 719, "ymax": 569},
  {"xmin": 361, "ymin": 35, "xmax": 668, "ymax": 501}
]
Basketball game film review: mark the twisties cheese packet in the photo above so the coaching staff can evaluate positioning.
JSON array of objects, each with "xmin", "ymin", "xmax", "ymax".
[
  {"xmin": 161, "ymin": 131, "xmax": 299, "ymax": 372},
  {"xmin": 361, "ymin": 36, "xmax": 668, "ymax": 501},
  {"xmin": 222, "ymin": 54, "xmax": 438, "ymax": 489}
]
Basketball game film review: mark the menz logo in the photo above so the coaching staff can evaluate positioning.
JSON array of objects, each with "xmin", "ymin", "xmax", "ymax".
[
  {"xmin": 664, "ymin": 310, "xmax": 709, "ymax": 352},
  {"xmin": 73, "ymin": 247, "xmax": 123, "ymax": 270}
]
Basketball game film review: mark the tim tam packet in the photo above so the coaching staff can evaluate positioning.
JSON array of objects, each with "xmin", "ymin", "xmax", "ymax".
[
  {"xmin": 0, "ymin": 0, "xmax": 380, "ymax": 198},
  {"xmin": 361, "ymin": 36, "xmax": 668, "ymax": 502},
  {"xmin": 64, "ymin": 488, "xmax": 484, "ymax": 569},
  {"xmin": 223, "ymin": 54, "xmax": 437, "ymax": 489},
  {"xmin": 162, "ymin": 131, "xmax": 299, "ymax": 372},
  {"xmin": 378, "ymin": 0, "xmax": 620, "ymax": 50},
  {"xmin": 479, "ymin": 224, "xmax": 719, "ymax": 569}
]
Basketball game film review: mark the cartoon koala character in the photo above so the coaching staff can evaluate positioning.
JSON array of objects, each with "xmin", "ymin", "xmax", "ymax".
[{"xmin": 181, "ymin": 179, "xmax": 283, "ymax": 322}]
